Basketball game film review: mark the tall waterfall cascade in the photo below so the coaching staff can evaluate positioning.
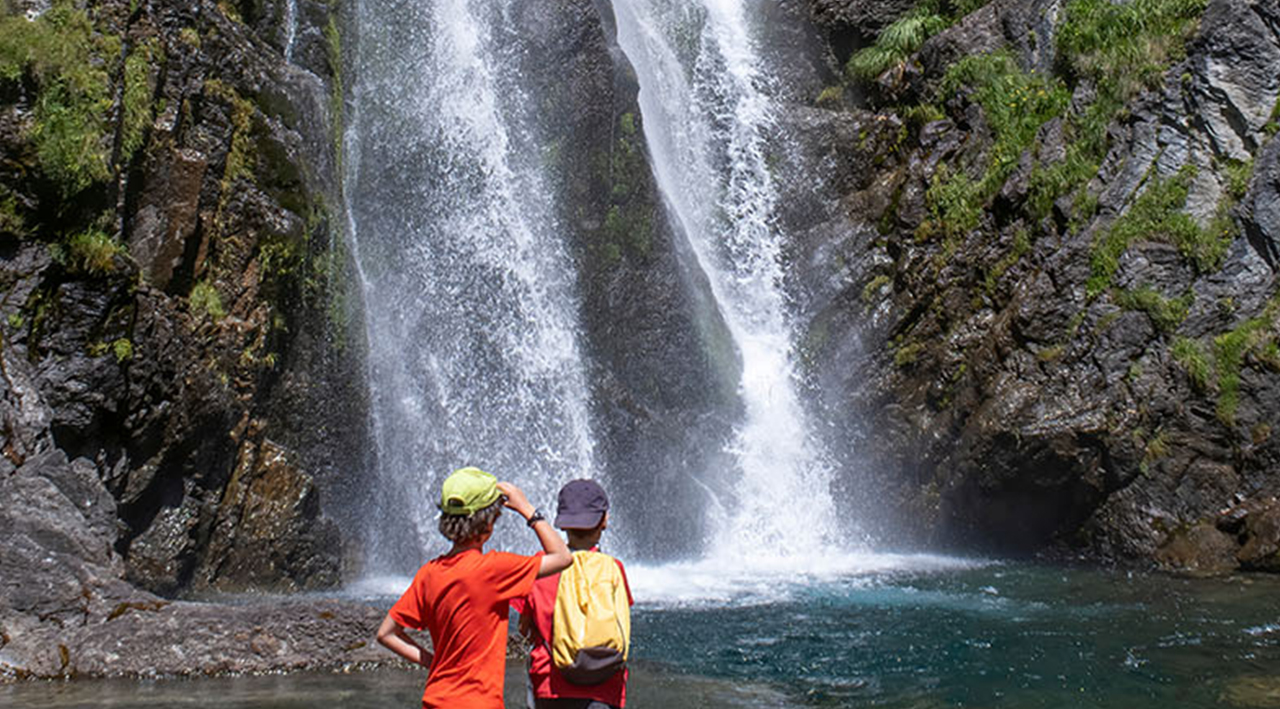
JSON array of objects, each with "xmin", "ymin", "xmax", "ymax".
[
  {"xmin": 610, "ymin": 0, "xmax": 843, "ymax": 562},
  {"xmin": 343, "ymin": 0, "xmax": 850, "ymax": 574},
  {"xmin": 344, "ymin": 0, "xmax": 597, "ymax": 570}
]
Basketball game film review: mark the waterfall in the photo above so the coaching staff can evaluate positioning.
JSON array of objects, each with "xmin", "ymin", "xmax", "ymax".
[
  {"xmin": 283, "ymin": 0, "xmax": 298, "ymax": 63},
  {"xmin": 344, "ymin": 0, "xmax": 597, "ymax": 570},
  {"xmin": 611, "ymin": 0, "xmax": 842, "ymax": 561}
]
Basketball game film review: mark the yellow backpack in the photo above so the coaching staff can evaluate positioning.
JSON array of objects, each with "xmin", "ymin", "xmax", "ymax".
[{"xmin": 550, "ymin": 550, "xmax": 630, "ymax": 685}]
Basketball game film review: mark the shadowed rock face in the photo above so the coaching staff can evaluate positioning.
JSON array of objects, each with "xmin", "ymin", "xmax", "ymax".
[
  {"xmin": 0, "ymin": 0, "xmax": 372, "ymax": 678},
  {"xmin": 796, "ymin": 0, "xmax": 1280, "ymax": 570}
]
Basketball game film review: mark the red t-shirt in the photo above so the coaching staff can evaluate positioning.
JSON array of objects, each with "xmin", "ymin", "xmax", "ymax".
[
  {"xmin": 389, "ymin": 549, "xmax": 540, "ymax": 709},
  {"xmin": 511, "ymin": 549, "xmax": 634, "ymax": 707}
]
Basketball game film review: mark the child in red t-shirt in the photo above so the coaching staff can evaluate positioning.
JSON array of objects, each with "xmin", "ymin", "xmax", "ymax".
[
  {"xmin": 376, "ymin": 467, "xmax": 572, "ymax": 709},
  {"xmin": 512, "ymin": 479, "xmax": 633, "ymax": 709}
]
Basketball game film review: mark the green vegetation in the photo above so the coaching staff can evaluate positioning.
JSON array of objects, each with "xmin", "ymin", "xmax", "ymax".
[
  {"xmin": 65, "ymin": 229, "xmax": 124, "ymax": 275},
  {"xmin": 816, "ymin": 85, "xmax": 844, "ymax": 107},
  {"xmin": 862, "ymin": 274, "xmax": 892, "ymax": 304},
  {"xmin": 121, "ymin": 38, "xmax": 163, "ymax": 162},
  {"xmin": 894, "ymin": 340, "xmax": 923, "ymax": 367},
  {"xmin": 982, "ymin": 229, "xmax": 1031, "ymax": 295},
  {"xmin": 847, "ymin": 0, "xmax": 998, "ymax": 82},
  {"xmin": 1171, "ymin": 336, "xmax": 1211, "ymax": 392},
  {"xmin": 917, "ymin": 52, "xmax": 1069, "ymax": 242},
  {"xmin": 0, "ymin": 192, "xmax": 24, "ymax": 236},
  {"xmin": 0, "ymin": 0, "xmax": 119, "ymax": 195},
  {"xmin": 90, "ymin": 337, "xmax": 133, "ymax": 362},
  {"xmin": 1222, "ymin": 157, "xmax": 1254, "ymax": 201},
  {"xmin": 179, "ymin": 27, "xmax": 201, "ymax": 48},
  {"xmin": 1115, "ymin": 286, "xmax": 1193, "ymax": 333},
  {"xmin": 1212, "ymin": 314, "xmax": 1271, "ymax": 424},
  {"xmin": 189, "ymin": 280, "xmax": 225, "ymax": 320},
  {"xmin": 1169, "ymin": 297, "xmax": 1279, "ymax": 424},
  {"xmin": 1027, "ymin": 0, "xmax": 1208, "ymax": 222},
  {"xmin": 324, "ymin": 14, "xmax": 344, "ymax": 165},
  {"xmin": 848, "ymin": 6, "xmax": 949, "ymax": 81},
  {"xmin": 1086, "ymin": 166, "xmax": 1228, "ymax": 298},
  {"xmin": 112, "ymin": 337, "xmax": 132, "ymax": 362},
  {"xmin": 204, "ymin": 79, "xmax": 255, "ymax": 189}
]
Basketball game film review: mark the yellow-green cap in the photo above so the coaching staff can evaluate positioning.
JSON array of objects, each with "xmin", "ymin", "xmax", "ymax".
[{"xmin": 439, "ymin": 467, "xmax": 501, "ymax": 516}]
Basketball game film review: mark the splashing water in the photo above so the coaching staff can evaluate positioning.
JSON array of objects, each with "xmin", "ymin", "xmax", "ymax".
[
  {"xmin": 344, "ymin": 0, "xmax": 596, "ymax": 571},
  {"xmin": 283, "ymin": 0, "xmax": 298, "ymax": 63}
]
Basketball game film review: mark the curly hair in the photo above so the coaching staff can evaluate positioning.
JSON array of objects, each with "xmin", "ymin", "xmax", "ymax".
[{"xmin": 438, "ymin": 496, "xmax": 505, "ymax": 544}]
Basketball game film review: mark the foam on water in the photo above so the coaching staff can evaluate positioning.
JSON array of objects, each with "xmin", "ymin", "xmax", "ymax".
[{"xmin": 627, "ymin": 552, "xmax": 989, "ymax": 607}]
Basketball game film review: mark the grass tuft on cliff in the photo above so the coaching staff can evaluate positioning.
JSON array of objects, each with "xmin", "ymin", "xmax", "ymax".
[
  {"xmin": 0, "ymin": 0, "xmax": 119, "ymax": 196},
  {"xmin": 917, "ymin": 52, "xmax": 1069, "ymax": 242}
]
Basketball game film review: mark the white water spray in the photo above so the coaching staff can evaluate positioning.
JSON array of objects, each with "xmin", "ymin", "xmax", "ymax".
[
  {"xmin": 612, "ymin": 0, "xmax": 842, "ymax": 564},
  {"xmin": 283, "ymin": 0, "xmax": 298, "ymax": 63},
  {"xmin": 344, "ymin": 0, "xmax": 596, "ymax": 570}
]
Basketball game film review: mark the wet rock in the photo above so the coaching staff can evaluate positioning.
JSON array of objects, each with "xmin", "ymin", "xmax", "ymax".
[
  {"xmin": 1187, "ymin": 0, "xmax": 1280, "ymax": 161},
  {"xmin": 1236, "ymin": 498, "xmax": 1280, "ymax": 571},
  {"xmin": 809, "ymin": 0, "xmax": 918, "ymax": 40},
  {"xmin": 195, "ymin": 437, "xmax": 340, "ymax": 592},
  {"xmin": 1, "ymin": 597, "xmax": 387, "ymax": 679},
  {"xmin": 1242, "ymin": 133, "xmax": 1280, "ymax": 270},
  {"xmin": 1155, "ymin": 521, "xmax": 1240, "ymax": 576}
]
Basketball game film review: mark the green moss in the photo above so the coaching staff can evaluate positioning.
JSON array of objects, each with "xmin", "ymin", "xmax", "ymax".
[
  {"xmin": 204, "ymin": 79, "xmax": 255, "ymax": 187},
  {"xmin": 1265, "ymin": 97, "xmax": 1280, "ymax": 136},
  {"xmin": 7, "ymin": 312, "xmax": 25, "ymax": 330},
  {"xmin": 1140, "ymin": 427, "xmax": 1169, "ymax": 474},
  {"xmin": 983, "ymin": 228, "xmax": 1031, "ymax": 295},
  {"xmin": 1114, "ymin": 286, "xmax": 1193, "ymax": 333},
  {"xmin": 179, "ymin": 27, "xmax": 201, "ymax": 48},
  {"xmin": 1171, "ymin": 336, "xmax": 1211, "ymax": 392},
  {"xmin": 815, "ymin": 85, "xmax": 843, "ymax": 107},
  {"xmin": 894, "ymin": 340, "xmax": 923, "ymax": 367},
  {"xmin": 111, "ymin": 337, "xmax": 132, "ymax": 362},
  {"xmin": 189, "ymin": 280, "xmax": 225, "ymax": 320},
  {"xmin": 619, "ymin": 112, "xmax": 636, "ymax": 137},
  {"xmin": 324, "ymin": 14, "xmax": 344, "ymax": 165},
  {"xmin": 120, "ymin": 38, "xmax": 162, "ymax": 163},
  {"xmin": 66, "ymin": 229, "xmax": 124, "ymax": 275},
  {"xmin": 862, "ymin": 274, "xmax": 892, "ymax": 304},
  {"xmin": 0, "ymin": 192, "xmax": 25, "ymax": 236}
]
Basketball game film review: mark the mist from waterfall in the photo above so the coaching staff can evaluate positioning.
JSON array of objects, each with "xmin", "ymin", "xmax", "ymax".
[
  {"xmin": 343, "ymin": 0, "xmax": 596, "ymax": 571},
  {"xmin": 611, "ymin": 0, "xmax": 844, "ymax": 563}
]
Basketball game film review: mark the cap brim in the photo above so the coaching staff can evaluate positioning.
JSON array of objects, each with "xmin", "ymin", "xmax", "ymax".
[{"xmin": 554, "ymin": 511, "xmax": 604, "ymax": 529}]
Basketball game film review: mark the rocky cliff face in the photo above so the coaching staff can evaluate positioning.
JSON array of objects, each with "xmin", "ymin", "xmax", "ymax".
[
  {"xmin": 0, "ymin": 0, "xmax": 374, "ymax": 678},
  {"xmin": 799, "ymin": 0, "xmax": 1280, "ymax": 573}
]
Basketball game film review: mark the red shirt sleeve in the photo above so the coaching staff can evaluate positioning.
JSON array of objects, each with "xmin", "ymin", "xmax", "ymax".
[{"xmin": 487, "ymin": 551, "xmax": 541, "ymax": 601}]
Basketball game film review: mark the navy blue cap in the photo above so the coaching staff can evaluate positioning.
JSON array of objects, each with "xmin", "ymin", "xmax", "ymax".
[{"xmin": 555, "ymin": 479, "xmax": 609, "ymax": 530}]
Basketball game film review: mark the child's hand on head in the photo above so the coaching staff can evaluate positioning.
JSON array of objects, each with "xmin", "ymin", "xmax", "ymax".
[{"xmin": 496, "ymin": 482, "xmax": 534, "ymax": 517}]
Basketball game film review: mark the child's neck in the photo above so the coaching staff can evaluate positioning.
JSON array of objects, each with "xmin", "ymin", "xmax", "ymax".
[{"xmin": 449, "ymin": 540, "xmax": 485, "ymax": 556}]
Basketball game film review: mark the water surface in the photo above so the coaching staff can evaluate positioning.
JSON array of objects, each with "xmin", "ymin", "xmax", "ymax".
[{"xmin": 6, "ymin": 562, "xmax": 1280, "ymax": 708}]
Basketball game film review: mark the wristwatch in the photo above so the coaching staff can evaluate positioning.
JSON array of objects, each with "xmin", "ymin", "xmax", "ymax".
[{"xmin": 526, "ymin": 509, "xmax": 546, "ymax": 528}]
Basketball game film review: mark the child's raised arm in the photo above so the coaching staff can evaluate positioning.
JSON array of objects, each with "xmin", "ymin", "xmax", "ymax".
[{"xmin": 496, "ymin": 481, "xmax": 572, "ymax": 577}]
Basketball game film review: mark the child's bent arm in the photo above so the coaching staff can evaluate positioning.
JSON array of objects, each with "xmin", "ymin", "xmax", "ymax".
[
  {"xmin": 496, "ymin": 481, "xmax": 572, "ymax": 577},
  {"xmin": 376, "ymin": 614, "xmax": 433, "ymax": 668}
]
